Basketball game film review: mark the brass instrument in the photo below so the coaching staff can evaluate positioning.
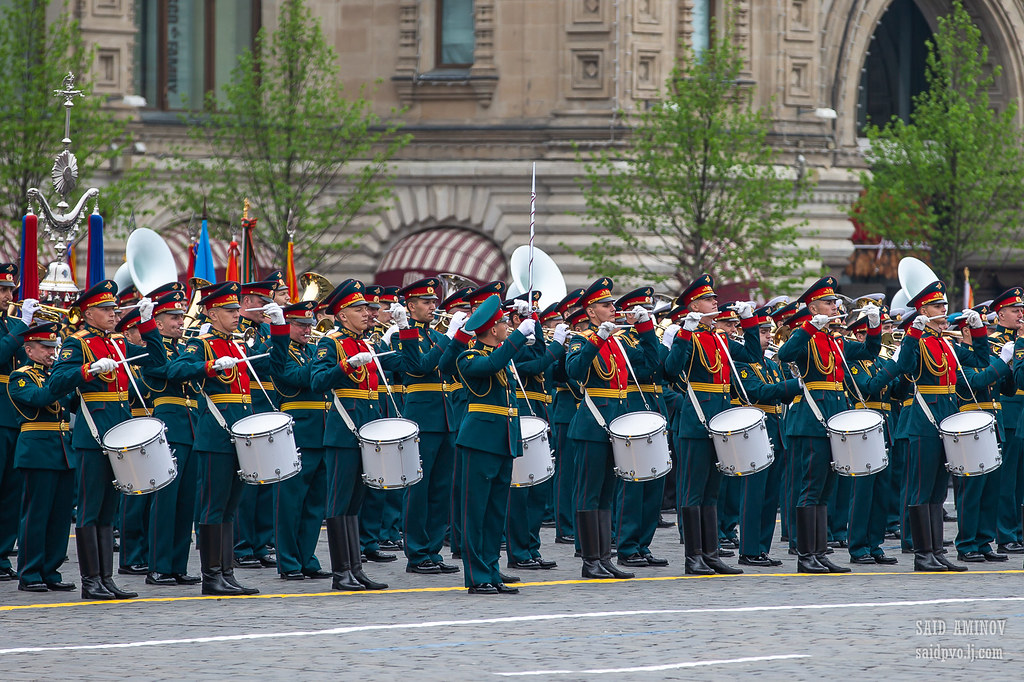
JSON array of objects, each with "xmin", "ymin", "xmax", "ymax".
[
  {"xmin": 7, "ymin": 301, "xmax": 81, "ymax": 325},
  {"xmin": 182, "ymin": 277, "xmax": 211, "ymax": 334},
  {"xmin": 438, "ymin": 272, "xmax": 479, "ymax": 301},
  {"xmin": 299, "ymin": 272, "xmax": 332, "ymax": 303}
]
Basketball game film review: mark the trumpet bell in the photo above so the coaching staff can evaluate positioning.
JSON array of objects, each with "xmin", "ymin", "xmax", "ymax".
[
  {"xmin": 299, "ymin": 272, "xmax": 333, "ymax": 303},
  {"xmin": 113, "ymin": 262, "xmax": 133, "ymax": 295},
  {"xmin": 126, "ymin": 228, "xmax": 179, "ymax": 297},
  {"xmin": 438, "ymin": 273, "xmax": 479, "ymax": 301},
  {"xmin": 508, "ymin": 246, "xmax": 566, "ymax": 311},
  {"xmin": 897, "ymin": 257, "xmax": 939, "ymax": 303}
]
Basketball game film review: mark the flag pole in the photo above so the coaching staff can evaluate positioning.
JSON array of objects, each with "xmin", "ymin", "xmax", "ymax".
[{"xmin": 528, "ymin": 162, "xmax": 536, "ymax": 315}]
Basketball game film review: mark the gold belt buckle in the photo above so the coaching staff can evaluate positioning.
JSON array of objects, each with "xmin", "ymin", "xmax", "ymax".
[{"xmin": 508, "ymin": 407, "xmax": 515, "ymax": 417}]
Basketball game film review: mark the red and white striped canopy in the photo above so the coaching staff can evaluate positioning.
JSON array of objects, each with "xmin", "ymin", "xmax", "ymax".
[{"xmin": 376, "ymin": 227, "xmax": 507, "ymax": 288}]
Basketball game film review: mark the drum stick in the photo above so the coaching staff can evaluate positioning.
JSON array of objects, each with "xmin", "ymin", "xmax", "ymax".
[
  {"xmin": 88, "ymin": 354, "xmax": 148, "ymax": 374},
  {"xmin": 370, "ymin": 350, "xmax": 396, "ymax": 359},
  {"xmin": 241, "ymin": 352, "xmax": 270, "ymax": 362},
  {"xmin": 244, "ymin": 308, "xmax": 269, "ymax": 312}
]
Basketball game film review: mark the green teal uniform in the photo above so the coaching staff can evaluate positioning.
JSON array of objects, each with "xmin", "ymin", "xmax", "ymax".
[
  {"xmin": 735, "ymin": 355, "xmax": 801, "ymax": 557},
  {"xmin": 270, "ymin": 324, "xmax": 327, "ymax": 576},
  {"xmin": 396, "ymin": 320, "xmax": 457, "ymax": 567},
  {"xmin": 550, "ymin": 352, "xmax": 582, "ymax": 542},
  {"xmin": 117, "ymin": 367, "xmax": 153, "ymax": 571},
  {"xmin": 951, "ymin": 351, "xmax": 1011, "ymax": 555},
  {"xmin": 0, "ymin": 311, "xmax": 28, "ymax": 574},
  {"xmin": 846, "ymin": 357, "xmax": 898, "ymax": 560},
  {"xmin": 9, "ymin": 362, "xmax": 76, "ymax": 587},
  {"xmin": 455, "ymin": 332, "xmax": 527, "ymax": 587},
  {"xmin": 506, "ymin": 333, "xmax": 562, "ymax": 565},
  {"xmin": 438, "ymin": 327, "xmax": 473, "ymax": 558},
  {"xmin": 47, "ymin": 322, "xmax": 166, "ymax": 528},
  {"xmin": 234, "ymin": 316, "xmax": 277, "ymax": 564},
  {"xmin": 992, "ymin": 326, "xmax": 1024, "ymax": 545},
  {"xmin": 144, "ymin": 336, "xmax": 200, "ymax": 578},
  {"xmin": 614, "ymin": 330, "xmax": 668, "ymax": 562}
]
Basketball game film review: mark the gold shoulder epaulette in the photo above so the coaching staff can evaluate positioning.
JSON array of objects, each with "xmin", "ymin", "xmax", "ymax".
[
  {"xmin": 70, "ymin": 329, "xmax": 88, "ymax": 339},
  {"xmin": 197, "ymin": 333, "xmax": 214, "ymax": 340},
  {"xmin": 580, "ymin": 329, "xmax": 596, "ymax": 339}
]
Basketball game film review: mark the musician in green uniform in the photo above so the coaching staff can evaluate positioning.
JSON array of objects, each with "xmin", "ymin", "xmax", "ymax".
[
  {"xmin": 143, "ymin": 290, "xmax": 201, "ymax": 586},
  {"xmin": 169, "ymin": 281, "xmax": 260, "ymax": 595},
  {"xmin": 734, "ymin": 306, "xmax": 801, "ymax": 567},
  {"xmin": 613, "ymin": 287, "xmax": 670, "ymax": 568},
  {"xmin": 234, "ymin": 279, "xmax": 280, "ymax": 569},
  {"xmin": 455, "ymin": 295, "xmax": 534, "ymax": 594},
  {"xmin": 549, "ymin": 289, "xmax": 585, "ymax": 546},
  {"xmin": 9, "ymin": 322, "xmax": 76, "ymax": 592},
  {"xmin": 269, "ymin": 300, "xmax": 332, "ymax": 580},
  {"xmin": 0, "ymin": 263, "xmax": 30, "ymax": 581},
  {"xmin": 989, "ymin": 289, "xmax": 1024, "ymax": 554},
  {"xmin": 47, "ymin": 280, "xmax": 165, "ymax": 600}
]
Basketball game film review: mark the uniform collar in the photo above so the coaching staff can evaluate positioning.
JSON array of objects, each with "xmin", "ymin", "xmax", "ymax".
[
  {"xmin": 209, "ymin": 328, "xmax": 233, "ymax": 340},
  {"xmin": 471, "ymin": 340, "xmax": 493, "ymax": 353},
  {"xmin": 412, "ymin": 319, "xmax": 431, "ymax": 330},
  {"xmin": 337, "ymin": 327, "xmax": 361, "ymax": 339},
  {"xmin": 31, "ymin": 361, "xmax": 48, "ymax": 373},
  {"xmin": 290, "ymin": 339, "xmax": 309, "ymax": 352},
  {"xmin": 84, "ymin": 323, "xmax": 111, "ymax": 338}
]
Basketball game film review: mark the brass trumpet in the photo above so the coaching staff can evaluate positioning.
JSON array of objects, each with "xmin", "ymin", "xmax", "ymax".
[
  {"xmin": 7, "ymin": 301, "xmax": 81, "ymax": 325},
  {"xmin": 299, "ymin": 272, "xmax": 332, "ymax": 303},
  {"xmin": 182, "ymin": 277, "xmax": 211, "ymax": 332}
]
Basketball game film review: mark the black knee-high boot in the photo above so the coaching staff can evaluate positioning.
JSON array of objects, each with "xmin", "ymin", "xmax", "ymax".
[
  {"xmin": 77, "ymin": 526, "xmax": 116, "ymax": 599},
  {"xmin": 796, "ymin": 507, "xmax": 827, "ymax": 573},
  {"xmin": 681, "ymin": 507, "xmax": 713, "ymax": 575},
  {"xmin": 98, "ymin": 526, "xmax": 137, "ymax": 598},
  {"xmin": 578, "ymin": 510, "xmax": 613, "ymax": 579},
  {"xmin": 198, "ymin": 523, "xmax": 243, "ymax": 595},
  {"xmin": 221, "ymin": 523, "xmax": 259, "ymax": 594},
  {"xmin": 909, "ymin": 504, "xmax": 945, "ymax": 572},
  {"xmin": 930, "ymin": 504, "xmax": 967, "ymax": 572},
  {"xmin": 326, "ymin": 516, "xmax": 364, "ymax": 591},
  {"xmin": 598, "ymin": 509, "xmax": 634, "ymax": 579},
  {"xmin": 347, "ymin": 516, "xmax": 387, "ymax": 590},
  {"xmin": 814, "ymin": 506, "xmax": 850, "ymax": 573},
  {"xmin": 699, "ymin": 505, "xmax": 742, "ymax": 574}
]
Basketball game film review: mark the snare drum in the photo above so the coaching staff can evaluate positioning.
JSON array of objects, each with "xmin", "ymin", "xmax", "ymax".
[
  {"xmin": 706, "ymin": 406, "xmax": 773, "ymax": 476},
  {"xmin": 827, "ymin": 409, "xmax": 888, "ymax": 476},
  {"xmin": 359, "ymin": 418, "xmax": 422, "ymax": 489},
  {"xmin": 607, "ymin": 411, "xmax": 672, "ymax": 481},
  {"xmin": 102, "ymin": 417, "xmax": 177, "ymax": 495},
  {"xmin": 939, "ymin": 411, "xmax": 1002, "ymax": 476},
  {"xmin": 512, "ymin": 416, "xmax": 554, "ymax": 487},
  {"xmin": 231, "ymin": 412, "xmax": 301, "ymax": 484}
]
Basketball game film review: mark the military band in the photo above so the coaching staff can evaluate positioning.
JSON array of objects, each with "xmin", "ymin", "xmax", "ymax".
[{"xmin": 7, "ymin": 249, "xmax": 1024, "ymax": 602}]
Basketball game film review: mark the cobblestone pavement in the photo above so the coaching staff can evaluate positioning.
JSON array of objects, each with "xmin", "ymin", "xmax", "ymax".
[{"xmin": 2, "ymin": 507, "xmax": 1021, "ymax": 680}]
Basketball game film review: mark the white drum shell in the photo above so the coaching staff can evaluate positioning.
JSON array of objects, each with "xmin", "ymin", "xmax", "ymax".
[
  {"xmin": 512, "ymin": 416, "xmax": 554, "ymax": 487},
  {"xmin": 608, "ymin": 411, "xmax": 672, "ymax": 482},
  {"xmin": 827, "ymin": 409, "xmax": 889, "ymax": 476},
  {"xmin": 707, "ymin": 407, "xmax": 774, "ymax": 476},
  {"xmin": 231, "ymin": 412, "xmax": 301, "ymax": 484},
  {"xmin": 102, "ymin": 417, "xmax": 177, "ymax": 495},
  {"xmin": 939, "ymin": 411, "xmax": 1002, "ymax": 476},
  {"xmin": 359, "ymin": 418, "xmax": 423, "ymax": 489}
]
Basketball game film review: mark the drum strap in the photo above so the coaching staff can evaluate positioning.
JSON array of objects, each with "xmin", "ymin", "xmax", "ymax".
[
  {"xmin": 684, "ymin": 381, "xmax": 709, "ymax": 429},
  {"xmin": 912, "ymin": 384, "xmax": 940, "ymax": 429},
  {"xmin": 75, "ymin": 389, "xmax": 102, "ymax": 443},
  {"xmin": 582, "ymin": 390, "xmax": 608, "ymax": 430},
  {"xmin": 797, "ymin": 379, "xmax": 828, "ymax": 428},
  {"xmin": 331, "ymin": 394, "xmax": 359, "ymax": 435},
  {"xmin": 200, "ymin": 391, "xmax": 232, "ymax": 433}
]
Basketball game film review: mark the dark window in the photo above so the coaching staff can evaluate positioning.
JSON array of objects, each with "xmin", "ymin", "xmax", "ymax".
[
  {"xmin": 437, "ymin": 0, "xmax": 474, "ymax": 68},
  {"xmin": 134, "ymin": 0, "xmax": 260, "ymax": 110}
]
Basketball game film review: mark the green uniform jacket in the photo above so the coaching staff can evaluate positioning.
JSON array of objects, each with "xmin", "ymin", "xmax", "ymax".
[
  {"xmin": 778, "ymin": 322, "xmax": 880, "ymax": 438},
  {"xmin": 511, "ymin": 332, "xmax": 562, "ymax": 423},
  {"xmin": 665, "ymin": 320, "xmax": 763, "ymax": 439},
  {"xmin": 439, "ymin": 328, "xmax": 473, "ymax": 425},
  {"xmin": 0, "ymin": 312, "xmax": 29, "ymax": 430},
  {"xmin": 736, "ymin": 356, "xmax": 801, "ymax": 446},
  {"xmin": 848, "ymin": 358, "xmax": 900, "ymax": 441},
  {"xmin": 397, "ymin": 320, "xmax": 455, "ymax": 433},
  {"xmin": 48, "ymin": 321, "xmax": 167, "ymax": 451},
  {"xmin": 454, "ymin": 332, "xmax": 528, "ymax": 457},
  {"xmin": 619, "ymin": 329, "xmax": 665, "ymax": 415},
  {"xmin": 143, "ymin": 337, "xmax": 198, "ymax": 445},
  {"xmin": 7, "ymin": 362, "xmax": 76, "ymax": 469},
  {"xmin": 566, "ymin": 319, "xmax": 658, "ymax": 443},
  {"xmin": 169, "ymin": 329, "xmax": 254, "ymax": 454},
  {"xmin": 239, "ymin": 316, "xmax": 276, "ymax": 412},
  {"xmin": 271, "ymin": 326, "xmax": 327, "ymax": 450},
  {"xmin": 952, "ymin": 349, "xmax": 1011, "ymax": 439},
  {"xmin": 990, "ymin": 327, "xmax": 1024, "ymax": 430}
]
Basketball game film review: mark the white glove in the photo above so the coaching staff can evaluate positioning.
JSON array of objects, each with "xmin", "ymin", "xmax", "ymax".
[
  {"xmin": 863, "ymin": 303, "xmax": 880, "ymax": 328},
  {"xmin": 138, "ymin": 297, "xmax": 154, "ymax": 323},
  {"xmin": 513, "ymin": 299, "xmax": 532, "ymax": 317},
  {"xmin": 597, "ymin": 320, "xmax": 616, "ymax": 340},
  {"xmin": 391, "ymin": 304, "xmax": 409, "ymax": 330},
  {"xmin": 734, "ymin": 302, "xmax": 753, "ymax": 320},
  {"xmin": 662, "ymin": 324, "xmax": 680, "ymax": 350},
  {"xmin": 912, "ymin": 315, "xmax": 927, "ymax": 331},
  {"xmin": 263, "ymin": 302, "xmax": 285, "ymax": 326},
  {"xmin": 631, "ymin": 305, "xmax": 650, "ymax": 323},
  {"xmin": 347, "ymin": 351, "xmax": 373, "ymax": 368},
  {"xmin": 212, "ymin": 356, "xmax": 239, "ymax": 371},
  {"xmin": 890, "ymin": 345, "xmax": 901, "ymax": 364},
  {"xmin": 964, "ymin": 309, "xmax": 984, "ymax": 329},
  {"xmin": 552, "ymin": 323, "xmax": 570, "ymax": 346},
  {"xmin": 1000, "ymin": 341, "xmax": 1013, "ymax": 364},
  {"xmin": 811, "ymin": 314, "xmax": 831, "ymax": 330},
  {"xmin": 525, "ymin": 335, "xmax": 536, "ymax": 346},
  {"xmin": 88, "ymin": 358, "xmax": 118, "ymax": 375},
  {"xmin": 445, "ymin": 311, "xmax": 468, "ymax": 339},
  {"xmin": 682, "ymin": 311, "xmax": 703, "ymax": 332},
  {"xmin": 19, "ymin": 298, "xmax": 39, "ymax": 326},
  {"xmin": 517, "ymin": 318, "xmax": 536, "ymax": 337},
  {"xmin": 199, "ymin": 323, "xmax": 212, "ymax": 335}
]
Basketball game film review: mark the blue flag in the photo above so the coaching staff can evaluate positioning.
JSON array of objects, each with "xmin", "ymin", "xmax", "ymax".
[{"xmin": 194, "ymin": 218, "xmax": 216, "ymax": 284}]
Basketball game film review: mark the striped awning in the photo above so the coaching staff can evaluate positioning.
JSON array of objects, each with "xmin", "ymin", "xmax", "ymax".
[{"xmin": 376, "ymin": 227, "xmax": 507, "ymax": 288}]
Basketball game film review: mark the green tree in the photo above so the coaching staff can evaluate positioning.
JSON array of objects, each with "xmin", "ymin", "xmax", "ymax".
[
  {"xmin": 571, "ymin": 17, "xmax": 814, "ymax": 296},
  {"xmin": 169, "ymin": 0, "xmax": 409, "ymax": 272},
  {"xmin": 853, "ymin": 0, "xmax": 1024, "ymax": 297},
  {"xmin": 0, "ymin": 0, "xmax": 144, "ymax": 231}
]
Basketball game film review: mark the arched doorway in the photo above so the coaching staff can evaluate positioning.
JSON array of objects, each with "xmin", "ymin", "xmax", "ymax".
[
  {"xmin": 857, "ymin": 0, "xmax": 933, "ymax": 133},
  {"xmin": 375, "ymin": 226, "xmax": 508, "ymax": 288}
]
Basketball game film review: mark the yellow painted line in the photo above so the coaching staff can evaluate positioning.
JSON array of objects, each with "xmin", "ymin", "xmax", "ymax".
[{"xmin": 3, "ymin": 569, "xmax": 1023, "ymax": 612}]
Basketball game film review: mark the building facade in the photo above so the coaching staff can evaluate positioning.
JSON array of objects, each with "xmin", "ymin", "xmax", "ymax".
[{"xmin": 65, "ymin": 0, "xmax": 1024, "ymax": 296}]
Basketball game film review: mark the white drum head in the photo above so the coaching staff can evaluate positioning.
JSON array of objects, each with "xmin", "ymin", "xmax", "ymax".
[
  {"xmin": 520, "ymin": 416, "xmax": 548, "ymax": 439},
  {"xmin": 708, "ymin": 406, "xmax": 763, "ymax": 433},
  {"xmin": 941, "ymin": 411, "xmax": 995, "ymax": 434},
  {"xmin": 103, "ymin": 417, "xmax": 164, "ymax": 448},
  {"xmin": 827, "ymin": 409, "xmax": 883, "ymax": 433},
  {"xmin": 609, "ymin": 411, "xmax": 667, "ymax": 437},
  {"xmin": 231, "ymin": 411, "xmax": 292, "ymax": 436},
  {"xmin": 360, "ymin": 418, "xmax": 419, "ymax": 443}
]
